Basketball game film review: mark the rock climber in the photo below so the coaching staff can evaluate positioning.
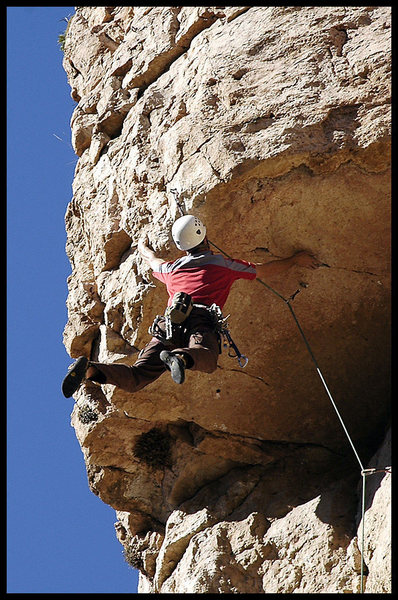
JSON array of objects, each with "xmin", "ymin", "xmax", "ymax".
[{"xmin": 62, "ymin": 215, "xmax": 321, "ymax": 398}]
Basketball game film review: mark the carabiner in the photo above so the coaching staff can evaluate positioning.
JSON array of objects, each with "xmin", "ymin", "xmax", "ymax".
[{"xmin": 237, "ymin": 354, "xmax": 249, "ymax": 368}]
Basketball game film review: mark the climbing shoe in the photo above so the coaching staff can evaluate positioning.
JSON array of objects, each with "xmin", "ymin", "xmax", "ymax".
[
  {"xmin": 62, "ymin": 356, "xmax": 89, "ymax": 398},
  {"xmin": 160, "ymin": 350, "xmax": 186, "ymax": 384}
]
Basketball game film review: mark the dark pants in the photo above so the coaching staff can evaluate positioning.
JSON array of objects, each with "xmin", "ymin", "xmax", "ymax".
[{"xmin": 89, "ymin": 307, "xmax": 220, "ymax": 393}]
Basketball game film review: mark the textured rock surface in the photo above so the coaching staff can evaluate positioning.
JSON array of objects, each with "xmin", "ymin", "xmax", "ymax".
[{"xmin": 62, "ymin": 7, "xmax": 391, "ymax": 593}]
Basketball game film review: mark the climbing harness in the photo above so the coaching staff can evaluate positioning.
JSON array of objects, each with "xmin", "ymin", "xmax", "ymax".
[
  {"xmin": 149, "ymin": 292, "xmax": 246, "ymax": 367},
  {"xmin": 169, "ymin": 190, "xmax": 390, "ymax": 592}
]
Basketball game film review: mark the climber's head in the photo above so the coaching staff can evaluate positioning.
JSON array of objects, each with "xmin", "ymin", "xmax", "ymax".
[{"xmin": 172, "ymin": 215, "xmax": 207, "ymax": 252}]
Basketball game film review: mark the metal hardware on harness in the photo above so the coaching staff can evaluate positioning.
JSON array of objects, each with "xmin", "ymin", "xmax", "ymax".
[
  {"xmin": 149, "ymin": 315, "xmax": 167, "ymax": 339},
  {"xmin": 165, "ymin": 315, "xmax": 173, "ymax": 340},
  {"xmin": 148, "ymin": 315, "xmax": 176, "ymax": 344},
  {"xmin": 208, "ymin": 303, "xmax": 248, "ymax": 368},
  {"xmin": 148, "ymin": 314, "xmax": 183, "ymax": 344}
]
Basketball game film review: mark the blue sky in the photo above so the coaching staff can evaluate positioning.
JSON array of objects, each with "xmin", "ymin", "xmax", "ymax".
[{"xmin": 7, "ymin": 7, "xmax": 139, "ymax": 593}]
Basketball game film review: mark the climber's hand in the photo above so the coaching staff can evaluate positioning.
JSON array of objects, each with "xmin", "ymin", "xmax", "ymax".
[
  {"xmin": 138, "ymin": 236, "xmax": 150, "ymax": 255},
  {"xmin": 138, "ymin": 236, "xmax": 164, "ymax": 270},
  {"xmin": 292, "ymin": 251, "xmax": 322, "ymax": 270}
]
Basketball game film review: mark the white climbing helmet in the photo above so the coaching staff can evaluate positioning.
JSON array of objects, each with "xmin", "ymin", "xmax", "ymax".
[{"xmin": 172, "ymin": 215, "xmax": 207, "ymax": 251}]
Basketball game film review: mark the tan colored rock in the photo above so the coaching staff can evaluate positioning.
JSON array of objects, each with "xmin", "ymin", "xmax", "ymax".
[{"xmin": 62, "ymin": 6, "xmax": 391, "ymax": 594}]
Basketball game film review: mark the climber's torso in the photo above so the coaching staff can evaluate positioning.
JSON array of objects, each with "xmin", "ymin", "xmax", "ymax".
[{"xmin": 152, "ymin": 251, "xmax": 256, "ymax": 309}]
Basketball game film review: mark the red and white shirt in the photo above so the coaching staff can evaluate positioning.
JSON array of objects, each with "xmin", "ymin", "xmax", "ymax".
[{"xmin": 152, "ymin": 250, "xmax": 257, "ymax": 309}]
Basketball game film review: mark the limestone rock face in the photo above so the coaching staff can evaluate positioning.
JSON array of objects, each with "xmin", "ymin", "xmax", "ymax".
[{"xmin": 62, "ymin": 7, "xmax": 391, "ymax": 594}]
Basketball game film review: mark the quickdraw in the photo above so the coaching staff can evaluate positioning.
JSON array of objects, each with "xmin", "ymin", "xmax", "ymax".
[{"xmin": 208, "ymin": 303, "xmax": 249, "ymax": 368}]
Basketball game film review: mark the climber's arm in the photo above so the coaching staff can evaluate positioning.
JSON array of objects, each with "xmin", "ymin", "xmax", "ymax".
[
  {"xmin": 255, "ymin": 251, "xmax": 321, "ymax": 280},
  {"xmin": 138, "ymin": 237, "xmax": 165, "ymax": 270}
]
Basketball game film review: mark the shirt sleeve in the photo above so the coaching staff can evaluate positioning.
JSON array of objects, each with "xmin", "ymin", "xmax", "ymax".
[
  {"xmin": 151, "ymin": 261, "xmax": 170, "ymax": 283},
  {"xmin": 226, "ymin": 257, "xmax": 257, "ymax": 280}
]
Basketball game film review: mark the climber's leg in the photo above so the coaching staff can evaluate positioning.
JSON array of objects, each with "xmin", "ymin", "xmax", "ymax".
[
  {"xmin": 88, "ymin": 336, "xmax": 168, "ymax": 393},
  {"xmin": 172, "ymin": 308, "xmax": 220, "ymax": 374}
]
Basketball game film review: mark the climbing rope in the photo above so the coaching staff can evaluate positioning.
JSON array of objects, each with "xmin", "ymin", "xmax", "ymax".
[
  {"xmin": 170, "ymin": 193, "xmax": 390, "ymax": 593},
  {"xmin": 208, "ymin": 238, "xmax": 391, "ymax": 595}
]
